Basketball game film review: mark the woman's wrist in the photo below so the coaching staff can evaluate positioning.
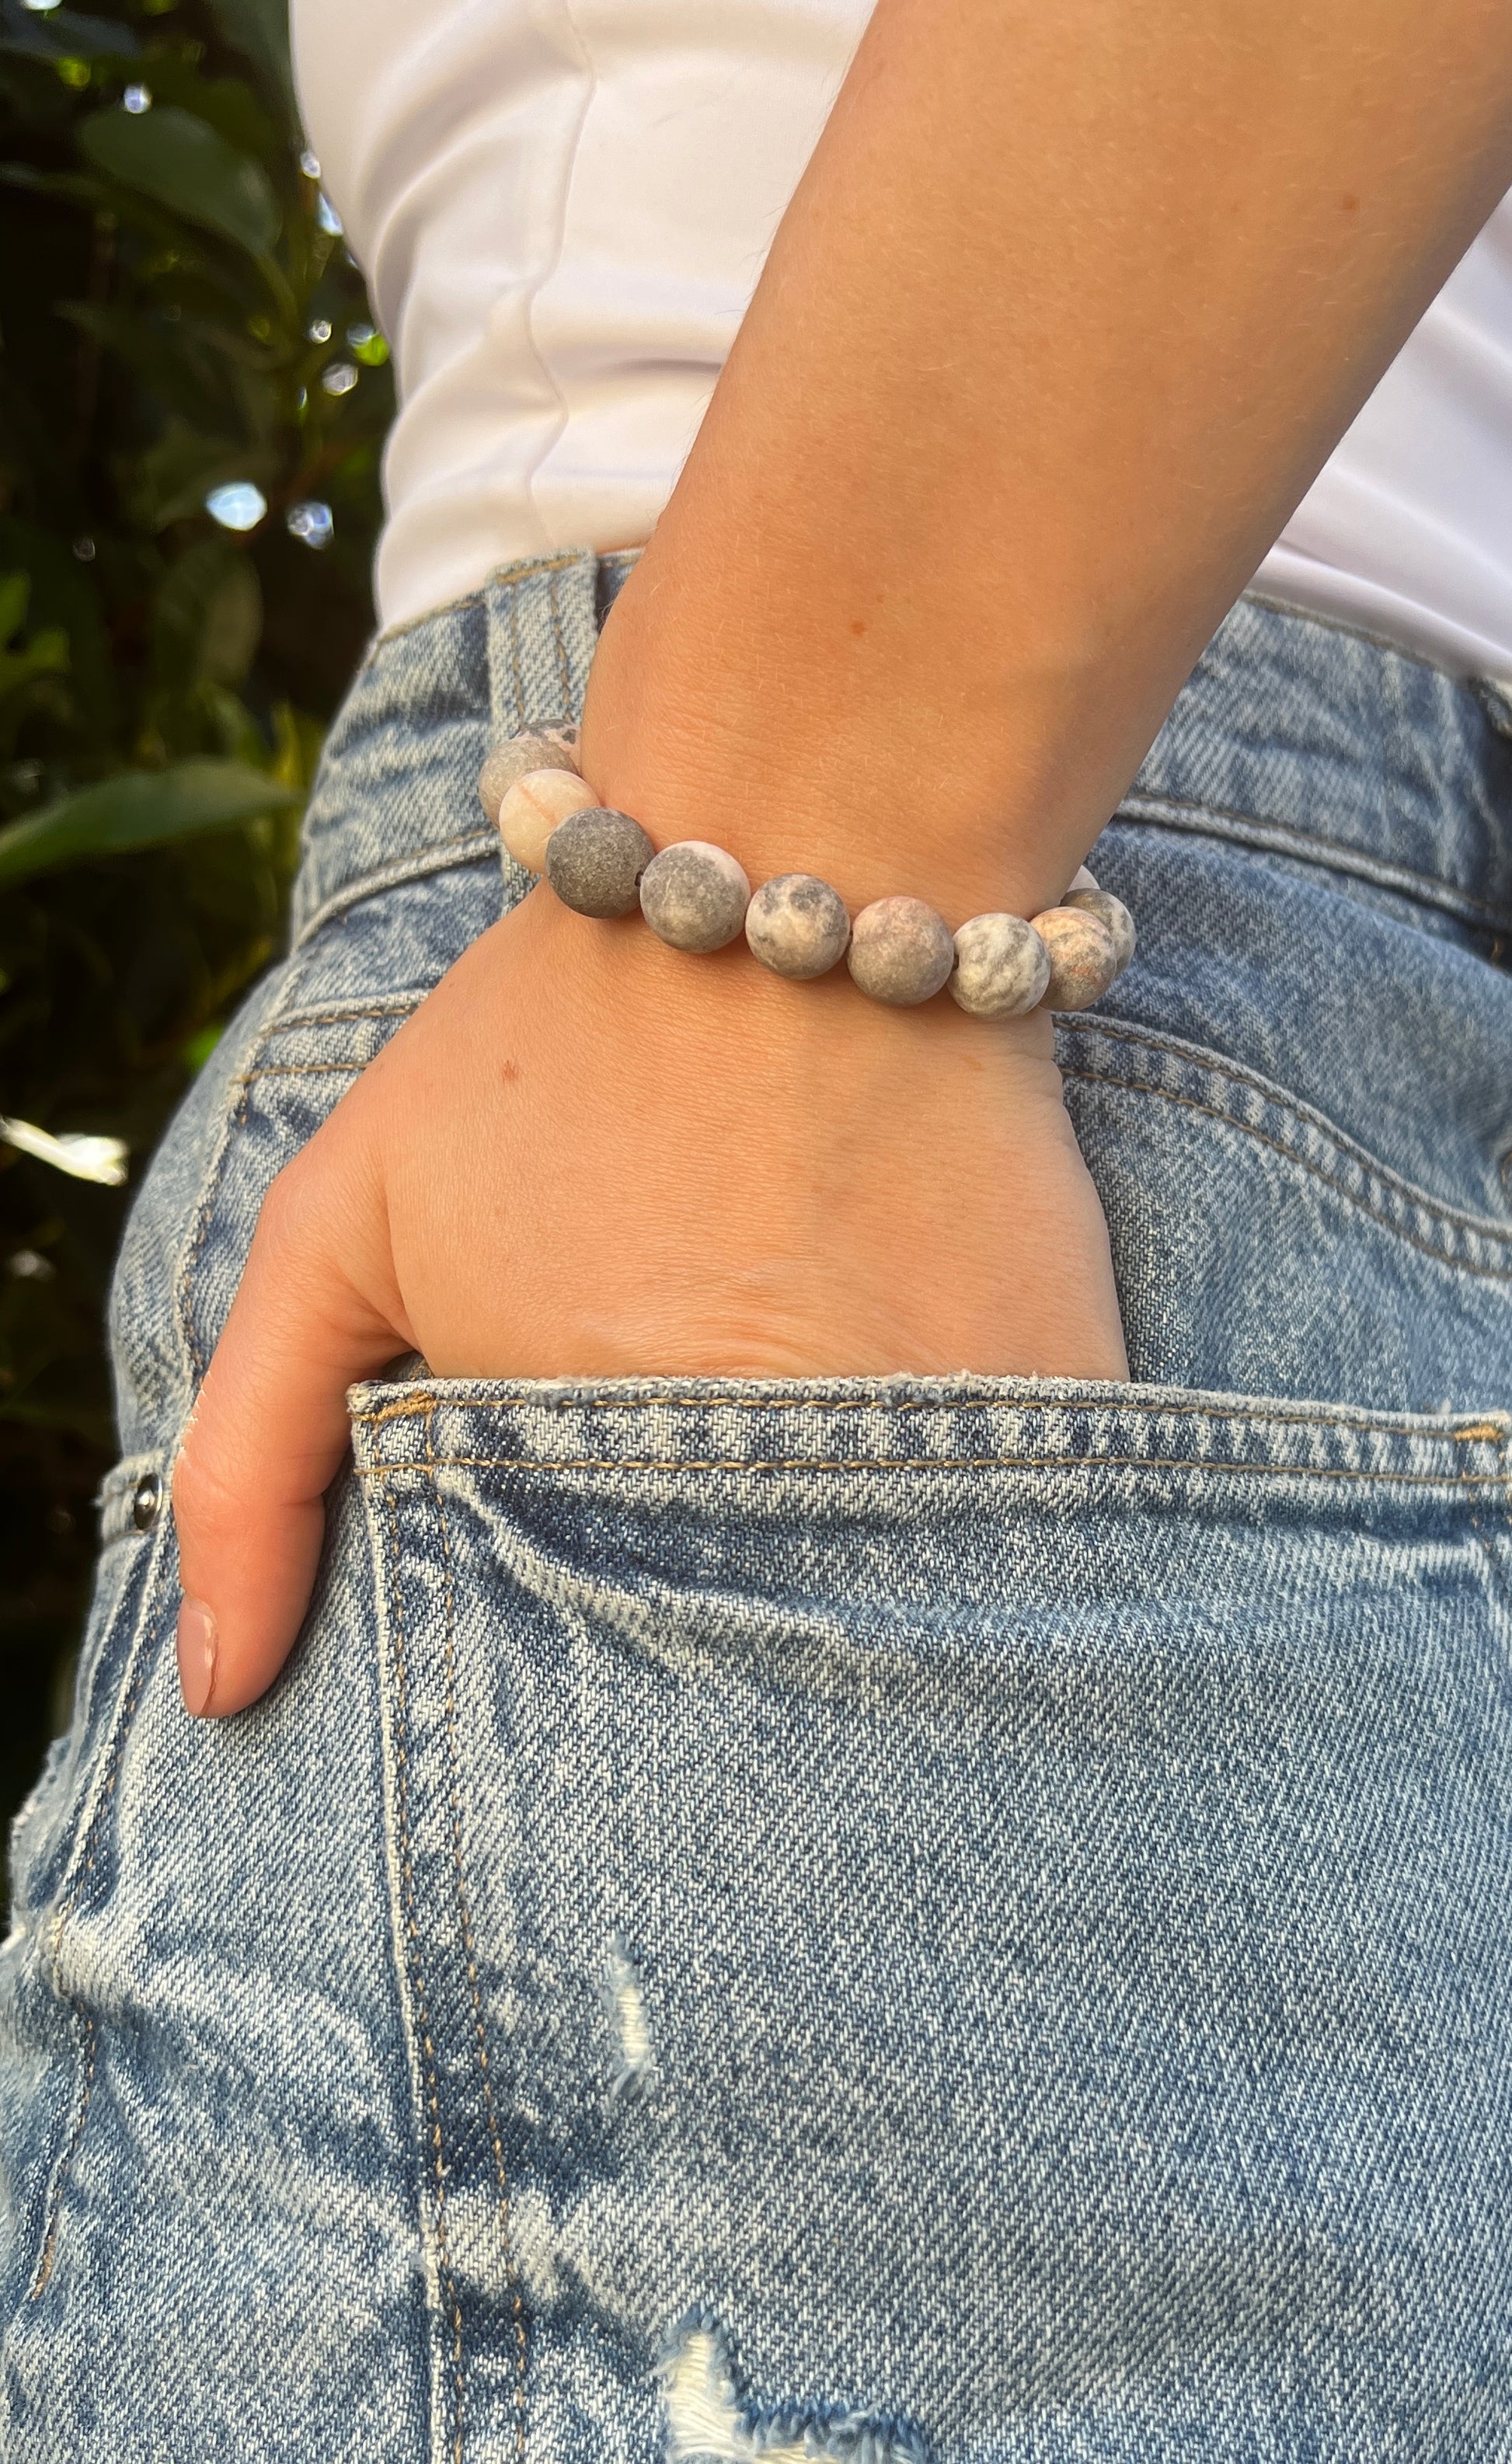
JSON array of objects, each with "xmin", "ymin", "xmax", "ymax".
[{"xmin": 579, "ymin": 543, "xmax": 1110, "ymax": 926}]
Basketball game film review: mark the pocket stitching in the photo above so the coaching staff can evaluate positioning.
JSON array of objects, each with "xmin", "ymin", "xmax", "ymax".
[
  {"xmin": 379, "ymin": 1476, "xmax": 469, "ymax": 2451},
  {"xmin": 1061, "ymin": 1023, "xmax": 1512, "ymax": 1277},
  {"xmin": 27, "ymin": 1526, "xmax": 173, "ymax": 2301},
  {"xmin": 351, "ymin": 1392, "xmax": 1504, "ymax": 1436},
  {"xmin": 429, "ymin": 1424, "xmax": 530, "ymax": 2460},
  {"xmin": 1064, "ymin": 1014, "xmax": 1512, "ymax": 1243},
  {"xmin": 356, "ymin": 1454, "xmax": 1508, "ymax": 1488}
]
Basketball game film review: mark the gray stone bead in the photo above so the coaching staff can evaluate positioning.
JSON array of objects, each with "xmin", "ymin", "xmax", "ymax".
[
  {"xmin": 1064, "ymin": 883, "xmax": 1136, "ymax": 975},
  {"xmin": 477, "ymin": 724, "xmax": 580, "ymax": 822},
  {"xmin": 949, "ymin": 911, "xmax": 1051, "ymax": 1019},
  {"xmin": 847, "ymin": 897, "xmax": 956, "ymax": 1007},
  {"xmin": 545, "ymin": 807, "xmax": 656, "ymax": 918},
  {"xmin": 1031, "ymin": 905, "xmax": 1119, "ymax": 1010},
  {"xmin": 1068, "ymin": 863, "xmax": 1099, "ymax": 895},
  {"xmin": 744, "ymin": 873, "xmax": 852, "ymax": 979},
  {"xmin": 639, "ymin": 840, "xmax": 751, "ymax": 953}
]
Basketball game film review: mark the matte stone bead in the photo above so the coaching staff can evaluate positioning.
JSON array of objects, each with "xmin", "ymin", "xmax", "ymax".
[
  {"xmin": 498, "ymin": 768, "xmax": 596, "ymax": 872},
  {"xmin": 477, "ymin": 725, "xmax": 580, "ymax": 821},
  {"xmin": 1031, "ymin": 905, "xmax": 1119, "ymax": 1010},
  {"xmin": 950, "ymin": 911, "xmax": 1051, "ymax": 1019},
  {"xmin": 1068, "ymin": 863, "xmax": 1099, "ymax": 896},
  {"xmin": 545, "ymin": 807, "xmax": 656, "ymax": 918},
  {"xmin": 847, "ymin": 897, "xmax": 956, "ymax": 1007},
  {"xmin": 639, "ymin": 840, "xmax": 751, "ymax": 953},
  {"xmin": 745, "ymin": 873, "xmax": 852, "ymax": 979},
  {"xmin": 1064, "ymin": 883, "xmax": 1136, "ymax": 975}
]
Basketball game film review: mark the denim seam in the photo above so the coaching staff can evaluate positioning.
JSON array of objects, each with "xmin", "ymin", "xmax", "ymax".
[
  {"xmin": 263, "ymin": 995, "xmax": 423, "ymax": 1030},
  {"xmin": 28, "ymin": 1524, "xmax": 173, "ymax": 2301},
  {"xmin": 506, "ymin": 579, "xmax": 525, "ymax": 733},
  {"xmin": 233, "ymin": 1061, "xmax": 371, "ymax": 1083},
  {"xmin": 381, "ymin": 1476, "xmax": 468, "ymax": 2464},
  {"xmin": 175, "ymin": 948, "xmax": 323, "ymax": 1383},
  {"xmin": 292, "ymin": 834, "xmax": 497, "ymax": 951},
  {"xmin": 354, "ymin": 1456, "xmax": 1508, "ymax": 1486},
  {"xmin": 352, "ymin": 1395, "xmax": 1502, "ymax": 1438},
  {"xmin": 1063, "ymin": 1067, "xmax": 1512, "ymax": 1283},
  {"xmin": 1064, "ymin": 1011, "xmax": 1512, "ymax": 1235},
  {"xmin": 1461, "ymin": 1434, "xmax": 1512, "ymax": 1633},
  {"xmin": 428, "ymin": 1418, "xmax": 530, "ymax": 2460},
  {"xmin": 1064, "ymin": 1016, "xmax": 1512, "ymax": 1245},
  {"xmin": 1114, "ymin": 793, "xmax": 1512, "ymax": 931},
  {"xmin": 547, "ymin": 563, "xmax": 572, "ymax": 715}
]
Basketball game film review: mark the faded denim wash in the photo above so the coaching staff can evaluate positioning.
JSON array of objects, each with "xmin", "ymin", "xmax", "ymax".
[{"xmin": 3, "ymin": 550, "xmax": 1512, "ymax": 2462}]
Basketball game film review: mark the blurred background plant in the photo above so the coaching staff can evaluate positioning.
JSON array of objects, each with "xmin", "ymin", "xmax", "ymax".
[{"xmin": 0, "ymin": 0, "xmax": 390, "ymax": 1870}]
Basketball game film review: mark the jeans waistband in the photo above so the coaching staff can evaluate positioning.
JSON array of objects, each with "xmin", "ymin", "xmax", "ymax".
[{"xmin": 289, "ymin": 552, "xmax": 1512, "ymax": 950}]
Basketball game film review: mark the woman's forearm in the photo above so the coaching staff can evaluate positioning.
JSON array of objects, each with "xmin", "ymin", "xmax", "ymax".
[{"xmin": 584, "ymin": 0, "xmax": 1512, "ymax": 917}]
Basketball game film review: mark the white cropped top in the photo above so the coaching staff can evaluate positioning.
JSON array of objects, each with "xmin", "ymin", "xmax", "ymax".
[{"xmin": 292, "ymin": 0, "xmax": 1512, "ymax": 678}]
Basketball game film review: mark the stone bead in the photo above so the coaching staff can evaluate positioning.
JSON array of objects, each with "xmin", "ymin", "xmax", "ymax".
[
  {"xmin": 477, "ymin": 725, "xmax": 581, "ymax": 822},
  {"xmin": 497, "ymin": 768, "xmax": 597, "ymax": 872},
  {"xmin": 639, "ymin": 840, "xmax": 751, "ymax": 953},
  {"xmin": 1068, "ymin": 863, "xmax": 1099, "ymax": 896},
  {"xmin": 545, "ymin": 807, "xmax": 656, "ymax": 918},
  {"xmin": 949, "ymin": 911, "xmax": 1051, "ymax": 1019},
  {"xmin": 847, "ymin": 896, "xmax": 956, "ymax": 1007},
  {"xmin": 1030, "ymin": 905, "xmax": 1119, "ymax": 1010},
  {"xmin": 1064, "ymin": 883, "xmax": 1136, "ymax": 976},
  {"xmin": 744, "ymin": 873, "xmax": 852, "ymax": 979}
]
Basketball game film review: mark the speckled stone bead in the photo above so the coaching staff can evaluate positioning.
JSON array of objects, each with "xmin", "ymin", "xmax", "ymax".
[
  {"xmin": 1064, "ymin": 883, "xmax": 1136, "ymax": 975},
  {"xmin": 1068, "ymin": 863, "xmax": 1098, "ymax": 896},
  {"xmin": 744, "ymin": 873, "xmax": 852, "ymax": 979},
  {"xmin": 477, "ymin": 725, "xmax": 580, "ymax": 822},
  {"xmin": 497, "ymin": 768, "xmax": 596, "ymax": 873},
  {"xmin": 639, "ymin": 840, "xmax": 751, "ymax": 953},
  {"xmin": 847, "ymin": 897, "xmax": 956, "ymax": 1007},
  {"xmin": 1031, "ymin": 905, "xmax": 1119, "ymax": 1010},
  {"xmin": 545, "ymin": 807, "xmax": 656, "ymax": 918},
  {"xmin": 949, "ymin": 911, "xmax": 1052, "ymax": 1019}
]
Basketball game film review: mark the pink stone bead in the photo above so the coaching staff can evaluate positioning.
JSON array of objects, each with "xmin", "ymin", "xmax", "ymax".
[
  {"xmin": 498, "ymin": 768, "xmax": 596, "ymax": 873},
  {"xmin": 1030, "ymin": 906, "xmax": 1120, "ymax": 1011},
  {"xmin": 847, "ymin": 897, "xmax": 956, "ymax": 1007},
  {"xmin": 1064, "ymin": 884, "xmax": 1136, "ymax": 975}
]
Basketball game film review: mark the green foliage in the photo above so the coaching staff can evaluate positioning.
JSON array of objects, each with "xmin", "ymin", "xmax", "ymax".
[{"xmin": 0, "ymin": 0, "xmax": 390, "ymax": 1863}]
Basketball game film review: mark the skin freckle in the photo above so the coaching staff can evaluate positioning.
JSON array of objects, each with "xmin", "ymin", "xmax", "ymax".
[{"xmin": 500, "ymin": 1058, "xmax": 521, "ymax": 1083}]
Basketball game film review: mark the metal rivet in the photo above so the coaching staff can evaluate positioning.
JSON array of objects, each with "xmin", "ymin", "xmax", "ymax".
[{"xmin": 131, "ymin": 1472, "xmax": 162, "ymax": 1532}]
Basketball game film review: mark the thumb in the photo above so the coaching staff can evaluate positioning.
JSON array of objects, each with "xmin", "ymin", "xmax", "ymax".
[{"xmin": 171, "ymin": 1146, "xmax": 407, "ymax": 1718}]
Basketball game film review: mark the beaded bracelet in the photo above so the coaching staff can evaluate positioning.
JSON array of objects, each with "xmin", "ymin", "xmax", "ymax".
[{"xmin": 477, "ymin": 727, "xmax": 1134, "ymax": 1016}]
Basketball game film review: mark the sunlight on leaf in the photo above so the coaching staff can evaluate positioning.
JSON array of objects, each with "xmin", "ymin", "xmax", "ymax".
[
  {"xmin": 0, "ymin": 1119, "xmax": 128, "ymax": 1187},
  {"xmin": 0, "ymin": 758, "xmax": 301, "ymax": 887}
]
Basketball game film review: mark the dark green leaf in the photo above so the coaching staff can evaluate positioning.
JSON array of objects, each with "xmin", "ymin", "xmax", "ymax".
[
  {"xmin": 204, "ymin": 0, "xmax": 295, "ymax": 127},
  {"xmin": 78, "ymin": 104, "xmax": 280, "ymax": 258},
  {"xmin": 0, "ymin": 1, "xmax": 139, "ymax": 64},
  {"xmin": 0, "ymin": 573, "xmax": 30, "ymax": 648},
  {"xmin": 0, "ymin": 759, "xmax": 301, "ymax": 887},
  {"xmin": 155, "ymin": 538, "xmax": 261, "ymax": 690}
]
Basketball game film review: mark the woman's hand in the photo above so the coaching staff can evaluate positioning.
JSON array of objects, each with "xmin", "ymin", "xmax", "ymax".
[{"xmin": 170, "ymin": 881, "xmax": 1126, "ymax": 1717}]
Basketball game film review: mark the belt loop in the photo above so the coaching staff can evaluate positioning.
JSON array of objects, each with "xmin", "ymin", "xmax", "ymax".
[{"xmin": 485, "ymin": 549, "xmax": 602, "ymax": 741}]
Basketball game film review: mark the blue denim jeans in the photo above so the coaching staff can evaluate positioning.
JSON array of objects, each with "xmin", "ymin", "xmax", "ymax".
[{"xmin": 4, "ymin": 552, "xmax": 1512, "ymax": 2461}]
